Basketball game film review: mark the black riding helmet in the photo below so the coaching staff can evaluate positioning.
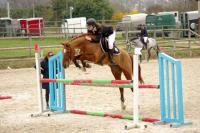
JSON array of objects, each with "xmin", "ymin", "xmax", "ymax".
[{"xmin": 87, "ymin": 18, "xmax": 97, "ymax": 26}]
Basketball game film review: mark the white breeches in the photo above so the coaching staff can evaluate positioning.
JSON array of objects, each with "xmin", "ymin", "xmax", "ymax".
[
  {"xmin": 108, "ymin": 31, "xmax": 116, "ymax": 49},
  {"xmin": 144, "ymin": 37, "xmax": 148, "ymax": 43}
]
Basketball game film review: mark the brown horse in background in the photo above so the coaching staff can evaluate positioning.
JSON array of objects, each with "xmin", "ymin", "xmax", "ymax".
[{"xmin": 62, "ymin": 34, "xmax": 144, "ymax": 110}]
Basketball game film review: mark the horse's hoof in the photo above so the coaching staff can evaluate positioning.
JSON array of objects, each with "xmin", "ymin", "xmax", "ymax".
[
  {"xmin": 81, "ymin": 67, "xmax": 86, "ymax": 72},
  {"xmin": 121, "ymin": 105, "xmax": 126, "ymax": 110},
  {"xmin": 85, "ymin": 64, "xmax": 91, "ymax": 68}
]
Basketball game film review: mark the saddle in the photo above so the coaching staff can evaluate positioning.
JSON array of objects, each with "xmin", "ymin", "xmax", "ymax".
[{"xmin": 100, "ymin": 38, "xmax": 120, "ymax": 55}]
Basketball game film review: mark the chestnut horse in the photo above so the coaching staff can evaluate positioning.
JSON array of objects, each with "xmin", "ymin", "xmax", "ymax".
[{"xmin": 62, "ymin": 34, "xmax": 144, "ymax": 110}]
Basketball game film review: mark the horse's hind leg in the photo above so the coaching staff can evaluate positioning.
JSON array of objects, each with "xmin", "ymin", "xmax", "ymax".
[
  {"xmin": 110, "ymin": 66, "xmax": 126, "ymax": 110},
  {"xmin": 147, "ymin": 47, "xmax": 152, "ymax": 62},
  {"xmin": 122, "ymin": 69, "xmax": 133, "ymax": 92}
]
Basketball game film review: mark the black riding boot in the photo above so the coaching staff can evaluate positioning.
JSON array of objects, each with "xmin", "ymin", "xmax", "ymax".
[{"xmin": 108, "ymin": 49, "xmax": 115, "ymax": 65}]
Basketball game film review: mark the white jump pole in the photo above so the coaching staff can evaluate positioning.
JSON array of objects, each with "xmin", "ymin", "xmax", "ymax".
[
  {"xmin": 125, "ymin": 48, "xmax": 145, "ymax": 129},
  {"xmin": 31, "ymin": 44, "xmax": 44, "ymax": 117}
]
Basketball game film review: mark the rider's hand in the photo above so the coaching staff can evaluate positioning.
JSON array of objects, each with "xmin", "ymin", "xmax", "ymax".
[{"xmin": 85, "ymin": 36, "xmax": 92, "ymax": 41}]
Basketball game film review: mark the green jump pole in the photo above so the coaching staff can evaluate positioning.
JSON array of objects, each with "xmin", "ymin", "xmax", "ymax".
[
  {"xmin": 41, "ymin": 79, "xmax": 159, "ymax": 89},
  {"xmin": 67, "ymin": 109, "xmax": 160, "ymax": 123},
  {"xmin": 41, "ymin": 79, "xmax": 132, "ymax": 84}
]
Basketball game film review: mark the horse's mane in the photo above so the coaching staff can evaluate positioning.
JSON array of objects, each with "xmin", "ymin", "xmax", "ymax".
[{"xmin": 69, "ymin": 33, "xmax": 93, "ymax": 42}]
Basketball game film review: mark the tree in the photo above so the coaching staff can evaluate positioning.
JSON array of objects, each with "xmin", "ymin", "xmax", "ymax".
[
  {"xmin": 111, "ymin": 10, "xmax": 140, "ymax": 21},
  {"xmin": 111, "ymin": 12, "xmax": 124, "ymax": 21},
  {"xmin": 129, "ymin": 9, "xmax": 140, "ymax": 14},
  {"xmin": 164, "ymin": 0, "xmax": 197, "ymax": 12},
  {"xmin": 35, "ymin": 5, "xmax": 53, "ymax": 20},
  {"xmin": 72, "ymin": 0, "xmax": 113, "ymax": 20},
  {"xmin": 0, "ymin": 8, "xmax": 7, "ymax": 18},
  {"xmin": 146, "ymin": 4, "xmax": 164, "ymax": 14},
  {"xmin": 51, "ymin": 0, "xmax": 68, "ymax": 21},
  {"xmin": 11, "ymin": 8, "xmax": 32, "ymax": 18}
]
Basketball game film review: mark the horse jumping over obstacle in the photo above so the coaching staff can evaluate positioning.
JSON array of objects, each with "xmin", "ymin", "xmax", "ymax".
[
  {"xmin": 33, "ymin": 44, "xmax": 191, "ymax": 128},
  {"xmin": 62, "ymin": 34, "xmax": 144, "ymax": 110}
]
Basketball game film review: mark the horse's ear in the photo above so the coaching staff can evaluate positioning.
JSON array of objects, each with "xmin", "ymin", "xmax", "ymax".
[{"xmin": 61, "ymin": 42, "xmax": 69, "ymax": 47}]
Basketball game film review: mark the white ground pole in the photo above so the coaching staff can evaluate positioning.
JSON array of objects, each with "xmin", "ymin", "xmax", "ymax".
[
  {"xmin": 125, "ymin": 48, "xmax": 146, "ymax": 129},
  {"xmin": 31, "ymin": 44, "xmax": 46, "ymax": 117}
]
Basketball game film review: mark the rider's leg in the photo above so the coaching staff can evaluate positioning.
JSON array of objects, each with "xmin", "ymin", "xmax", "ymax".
[
  {"xmin": 108, "ymin": 31, "xmax": 116, "ymax": 65},
  {"xmin": 144, "ymin": 37, "xmax": 148, "ymax": 43},
  {"xmin": 141, "ymin": 36, "xmax": 147, "ymax": 48}
]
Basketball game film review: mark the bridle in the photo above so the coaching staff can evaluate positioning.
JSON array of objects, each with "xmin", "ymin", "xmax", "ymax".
[{"xmin": 63, "ymin": 43, "xmax": 74, "ymax": 63}]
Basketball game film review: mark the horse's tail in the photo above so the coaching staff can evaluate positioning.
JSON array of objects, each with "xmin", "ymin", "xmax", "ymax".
[{"xmin": 129, "ymin": 54, "xmax": 144, "ymax": 84}]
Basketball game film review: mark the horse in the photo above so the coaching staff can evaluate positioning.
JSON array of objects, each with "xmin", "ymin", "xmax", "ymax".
[
  {"xmin": 127, "ymin": 37, "xmax": 160, "ymax": 62},
  {"xmin": 62, "ymin": 34, "xmax": 144, "ymax": 110}
]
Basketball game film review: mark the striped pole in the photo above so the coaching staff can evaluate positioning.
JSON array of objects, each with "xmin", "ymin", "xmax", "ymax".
[
  {"xmin": 68, "ymin": 109, "xmax": 160, "ymax": 123},
  {"xmin": 34, "ymin": 44, "xmax": 44, "ymax": 115},
  {"xmin": 41, "ymin": 79, "xmax": 159, "ymax": 89},
  {"xmin": 0, "ymin": 96, "xmax": 12, "ymax": 100},
  {"xmin": 31, "ymin": 44, "xmax": 43, "ymax": 117},
  {"xmin": 41, "ymin": 79, "xmax": 132, "ymax": 84}
]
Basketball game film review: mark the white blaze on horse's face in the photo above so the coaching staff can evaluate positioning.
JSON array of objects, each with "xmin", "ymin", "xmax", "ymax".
[
  {"xmin": 63, "ymin": 49, "xmax": 67, "ymax": 54},
  {"xmin": 62, "ymin": 45, "xmax": 71, "ymax": 68}
]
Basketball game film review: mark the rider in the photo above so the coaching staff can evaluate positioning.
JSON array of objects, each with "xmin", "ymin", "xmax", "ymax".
[
  {"xmin": 139, "ymin": 24, "xmax": 148, "ymax": 48},
  {"xmin": 85, "ymin": 18, "xmax": 115, "ymax": 65}
]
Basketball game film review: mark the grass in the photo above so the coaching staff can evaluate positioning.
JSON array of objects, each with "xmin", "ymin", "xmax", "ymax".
[
  {"xmin": 0, "ymin": 38, "xmax": 66, "ymax": 48},
  {"xmin": 0, "ymin": 36, "xmax": 200, "ymax": 69},
  {"xmin": 0, "ymin": 60, "xmax": 35, "ymax": 69}
]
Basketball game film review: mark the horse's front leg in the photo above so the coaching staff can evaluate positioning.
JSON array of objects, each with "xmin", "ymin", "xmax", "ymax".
[
  {"xmin": 81, "ymin": 60, "xmax": 86, "ymax": 71},
  {"xmin": 72, "ymin": 58, "xmax": 81, "ymax": 68}
]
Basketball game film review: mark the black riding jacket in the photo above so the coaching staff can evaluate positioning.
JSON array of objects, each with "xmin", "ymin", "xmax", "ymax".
[
  {"xmin": 140, "ymin": 28, "xmax": 148, "ymax": 37},
  {"xmin": 90, "ymin": 25, "xmax": 114, "ymax": 43}
]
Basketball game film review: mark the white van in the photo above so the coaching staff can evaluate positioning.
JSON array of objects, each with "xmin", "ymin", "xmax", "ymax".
[{"xmin": 122, "ymin": 13, "xmax": 148, "ymax": 25}]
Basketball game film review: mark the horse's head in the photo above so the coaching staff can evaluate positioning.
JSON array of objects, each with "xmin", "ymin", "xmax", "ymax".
[
  {"xmin": 62, "ymin": 34, "xmax": 90, "ymax": 68},
  {"xmin": 62, "ymin": 41, "xmax": 74, "ymax": 68}
]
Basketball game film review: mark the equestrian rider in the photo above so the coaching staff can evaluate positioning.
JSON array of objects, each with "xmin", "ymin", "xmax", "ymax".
[
  {"xmin": 139, "ymin": 24, "xmax": 148, "ymax": 48},
  {"xmin": 85, "ymin": 18, "xmax": 116, "ymax": 65}
]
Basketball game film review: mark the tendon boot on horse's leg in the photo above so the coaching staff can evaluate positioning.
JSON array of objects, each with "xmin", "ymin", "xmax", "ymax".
[
  {"xmin": 121, "ymin": 97, "xmax": 126, "ymax": 110},
  {"xmin": 108, "ymin": 49, "xmax": 115, "ymax": 65},
  {"xmin": 120, "ymin": 88, "xmax": 126, "ymax": 110}
]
